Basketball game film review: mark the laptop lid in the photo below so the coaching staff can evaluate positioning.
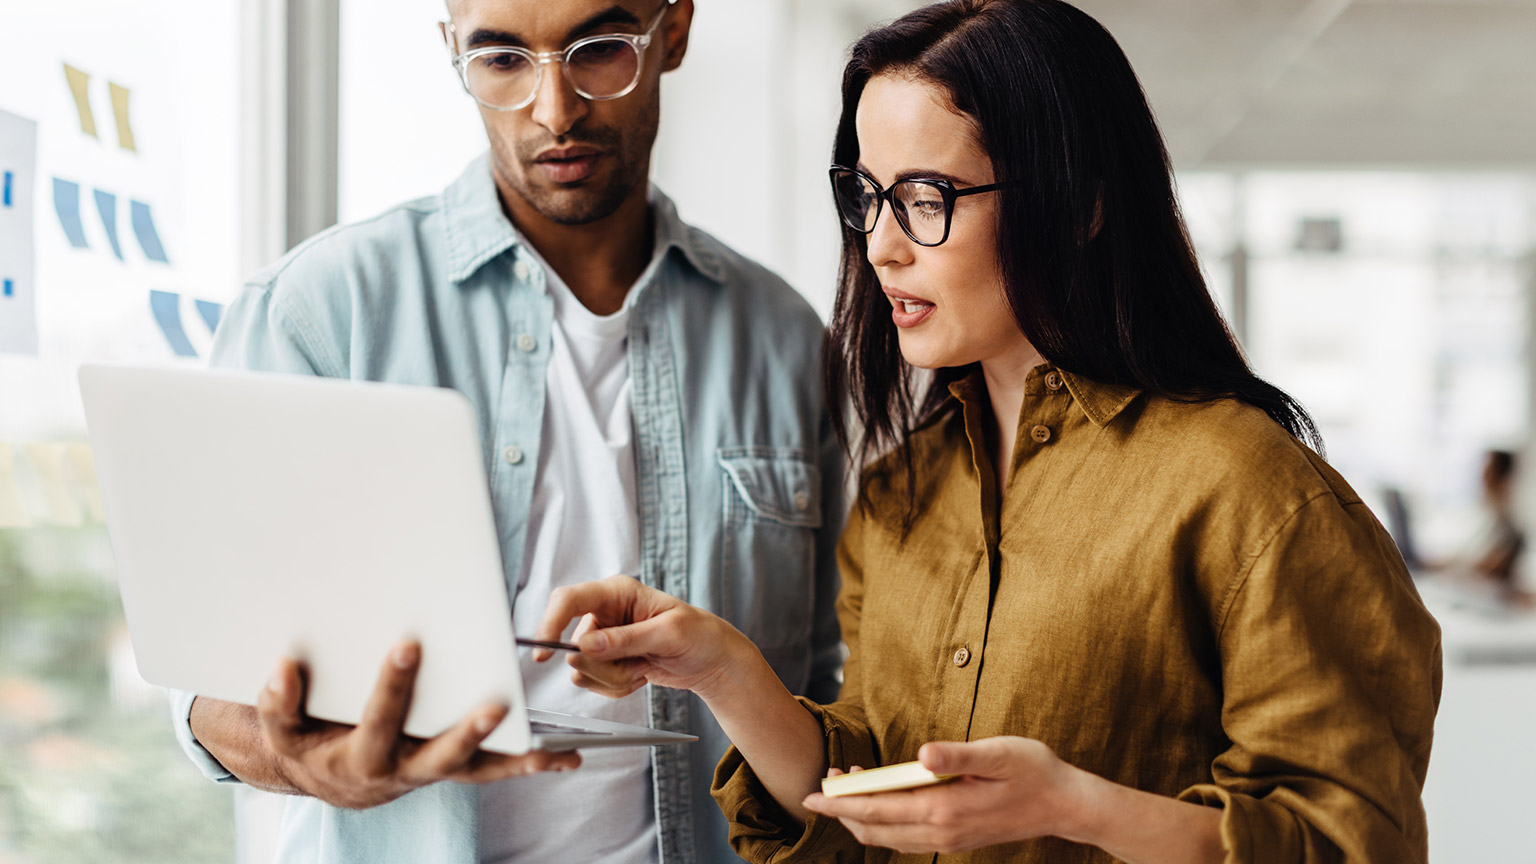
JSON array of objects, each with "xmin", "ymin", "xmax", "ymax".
[{"xmin": 80, "ymin": 365, "xmax": 539, "ymax": 753}]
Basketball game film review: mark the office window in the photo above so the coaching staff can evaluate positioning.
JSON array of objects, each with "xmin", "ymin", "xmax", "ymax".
[
  {"xmin": 1180, "ymin": 171, "xmax": 1533, "ymax": 559},
  {"xmin": 0, "ymin": 1, "xmax": 242, "ymax": 860}
]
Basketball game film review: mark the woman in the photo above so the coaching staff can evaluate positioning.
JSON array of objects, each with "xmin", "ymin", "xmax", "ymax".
[{"xmin": 534, "ymin": 1, "xmax": 1441, "ymax": 861}]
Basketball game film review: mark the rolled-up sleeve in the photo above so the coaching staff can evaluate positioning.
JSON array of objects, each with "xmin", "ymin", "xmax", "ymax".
[
  {"xmin": 1179, "ymin": 493, "xmax": 1442, "ymax": 863},
  {"xmin": 712, "ymin": 698, "xmax": 875, "ymax": 864},
  {"xmin": 167, "ymin": 689, "xmax": 239, "ymax": 783}
]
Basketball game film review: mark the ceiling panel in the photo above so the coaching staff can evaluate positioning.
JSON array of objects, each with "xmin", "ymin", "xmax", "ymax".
[{"xmin": 854, "ymin": 0, "xmax": 1536, "ymax": 168}]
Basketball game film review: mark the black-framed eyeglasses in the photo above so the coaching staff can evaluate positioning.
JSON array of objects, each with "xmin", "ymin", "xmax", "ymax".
[{"xmin": 829, "ymin": 165, "xmax": 1007, "ymax": 247}]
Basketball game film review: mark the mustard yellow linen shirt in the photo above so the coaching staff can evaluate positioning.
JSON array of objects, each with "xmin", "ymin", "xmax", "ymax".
[{"xmin": 713, "ymin": 365, "xmax": 1442, "ymax": 863}]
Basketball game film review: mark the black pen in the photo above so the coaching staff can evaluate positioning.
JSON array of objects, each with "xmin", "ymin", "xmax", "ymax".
[{"xmin": 515, "ymin": 637, "xmax": 581, "ymax": 652}]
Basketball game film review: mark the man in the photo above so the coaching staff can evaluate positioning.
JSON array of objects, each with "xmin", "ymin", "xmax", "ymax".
[{"xmin": 168, "ymin": 1, "xmax": 843, "ymax": 861}]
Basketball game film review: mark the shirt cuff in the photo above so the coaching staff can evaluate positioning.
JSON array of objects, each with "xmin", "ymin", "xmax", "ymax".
[
  {"xmin": 167, "ymin": 688, "xmax": 241, "ymax": 784},
  {"xmin": 710, "ymin": 697, "xmax": 875, "ymax": 864},
  {"xmin": 1177, "ymin": 783, "xmax": 1298, "ymax": 864}
]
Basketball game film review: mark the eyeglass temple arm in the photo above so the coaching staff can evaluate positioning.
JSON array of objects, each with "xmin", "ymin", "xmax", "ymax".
[{"xmin": 950, "ymin": 181, "xmax": 1009, "ymax": 198}]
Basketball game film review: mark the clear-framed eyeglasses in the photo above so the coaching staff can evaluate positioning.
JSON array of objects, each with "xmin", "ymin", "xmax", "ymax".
[
  {"xmin": 447, "ymin": 1, "xmax": 674, "ymax": 112},
  {"xmin": 829, "ymin": 165, "xmax": 1009, "ymax": 247}
]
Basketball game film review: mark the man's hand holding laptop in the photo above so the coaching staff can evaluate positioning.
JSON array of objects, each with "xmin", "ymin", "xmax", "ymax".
[{"xmin": 191, "ymin": 641, "xmax": 580, "ymax": 810}]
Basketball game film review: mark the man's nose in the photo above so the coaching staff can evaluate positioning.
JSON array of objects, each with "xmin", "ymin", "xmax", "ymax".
[{"xmin": 530, "ymin": 61, "xmax": 589, "ymax": 138}]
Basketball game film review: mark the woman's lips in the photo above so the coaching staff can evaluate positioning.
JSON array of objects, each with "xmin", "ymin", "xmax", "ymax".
[{"xmin": 891, "ymin": 297, "xmax": 936, "ymax": 328}]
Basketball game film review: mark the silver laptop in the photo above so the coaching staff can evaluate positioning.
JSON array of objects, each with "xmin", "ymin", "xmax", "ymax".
[{"xmin": 78, "ymin": 364, "xmax": 694, "ymax": 754}]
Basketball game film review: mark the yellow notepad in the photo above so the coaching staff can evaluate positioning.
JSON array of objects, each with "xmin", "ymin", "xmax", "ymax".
[{"xmin": 820, "ymin": 761, "xmax": 958, "ymax": 797}]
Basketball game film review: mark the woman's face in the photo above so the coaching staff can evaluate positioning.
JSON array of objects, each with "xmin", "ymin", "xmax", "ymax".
[{"xmin": 854, "ymin": 73, "xmax": 1032, "ymax": 372}]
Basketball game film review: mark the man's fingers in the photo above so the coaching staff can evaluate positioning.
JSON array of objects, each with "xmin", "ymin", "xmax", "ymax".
[
  {"xmin": 350, "ymin": 641, "xmax": 421, "ymax": 773},
  {"xmin": 256, "ymin": 657, "xmax": 309, "ymax": 757},
  {"xmin": 452, "ymin": 748, "xmax": 583, "ymax": 784},
  {"xmin": 403, "ymin": 702, "xmax": 509, "ymax": 781}
]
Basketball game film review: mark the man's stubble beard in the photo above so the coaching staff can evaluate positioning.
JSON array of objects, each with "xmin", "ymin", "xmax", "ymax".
[{"xmin": 491, "ymin": 86, "xmax": 661, "ymax": 227}]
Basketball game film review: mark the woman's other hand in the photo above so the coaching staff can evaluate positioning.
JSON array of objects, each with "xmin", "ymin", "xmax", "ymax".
[
  {"xmin": 801, "ymin": 737, "xmax": 1087, "ymax": 854},
  {"xmin": 534, "ymin": 574, "xmax": 749, "ymax": 702}
]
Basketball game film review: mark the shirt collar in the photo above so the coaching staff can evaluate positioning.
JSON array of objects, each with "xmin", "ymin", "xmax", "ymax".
[
  {"xmin": 945, "ymin": 364, "xmax": 1141, "ymax": 428},
  {"xmin": 440, "ymin": 152, "xmax": 725, "ymax": 285}
]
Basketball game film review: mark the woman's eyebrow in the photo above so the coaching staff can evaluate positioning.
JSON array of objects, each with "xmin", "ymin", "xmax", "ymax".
[
  {"xmin": 854, "ymin": 162, "xmax": 975, "ymax": 186},
  {"xmin": 895, "ymin": 167, "xmax": 970, "ymax": 185}
]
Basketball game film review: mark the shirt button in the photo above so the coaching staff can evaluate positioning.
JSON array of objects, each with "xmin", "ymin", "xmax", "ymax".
[
  {"xmin": 502, "ymin": 445, "xmax": 524, "ymax": 465},
  {"xmin": 516, "ymin": 333, "xmax": 537, "ymax": 353},
  {"xmin": 1031, "ymin": 424, "xmax": 1052, "ymax": 444},
  {"xmin": 1045, "ymin": 371, "xmax": 1064, "ymax": 392},
  {"xmin": 513, "ymin": 260, "xmax": 531, "ymax": 281},
  {"xmin": 793, "ymin": 490, "xmax": 810, "ymax": 512},
  {"xmin": 952, "ymin": 645, "xmax": 971, "ymax": 667}
]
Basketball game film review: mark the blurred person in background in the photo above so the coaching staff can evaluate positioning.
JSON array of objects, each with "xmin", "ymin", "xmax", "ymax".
[
  {"xmin": 165, "ymin": 1, "xmax": 843, "ymax": 862},
  {"xmin": 1431, "ymin": 449, "xmax": 1533, "ymax": 609},
  {"xmin": 535, "ymin": 0, "xmax": 1443, "ymax": 862}
]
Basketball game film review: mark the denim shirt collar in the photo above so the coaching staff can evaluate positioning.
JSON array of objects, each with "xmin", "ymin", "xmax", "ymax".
[{"xmin": 440, "ymin": 152, "xmax": 725, "ymax": 285}]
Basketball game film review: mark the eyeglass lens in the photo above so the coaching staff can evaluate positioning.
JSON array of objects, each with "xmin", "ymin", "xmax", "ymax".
[
  {"xmin": 465, "ymin": 39, "xmax": 641, "ymax": 109},
  {"xmin": 832, "ymin": 171, "xmax": 950, "ymax": 246}
]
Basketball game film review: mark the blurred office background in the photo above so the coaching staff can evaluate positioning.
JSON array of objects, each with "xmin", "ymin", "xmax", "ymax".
[{"xmin": 1, "ymin": 0, "xmax": 1533, "ymax": 861}]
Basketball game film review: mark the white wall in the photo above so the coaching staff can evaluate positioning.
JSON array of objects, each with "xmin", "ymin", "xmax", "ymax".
[{"xmin": 334, "ymin": 0, "xmax": 890, "ymax": 320}]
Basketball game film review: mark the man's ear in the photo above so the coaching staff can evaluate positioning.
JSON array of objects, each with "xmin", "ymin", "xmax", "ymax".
[
  {"xmin": 660, "ymin": 0, "xmax": 695, "ymax": 73},
  {"xmin": 439, "ymin": 20, "xmax": 456, "ymax": 54}
]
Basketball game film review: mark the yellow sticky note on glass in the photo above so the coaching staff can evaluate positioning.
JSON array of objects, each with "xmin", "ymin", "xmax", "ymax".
[
  {"xmin": 109, "ymin": 82, "xmax": 136, "ymax": 152},
  {"xmin": 63, "ymin": 63, "xmax": 98, "ymax": 138}
]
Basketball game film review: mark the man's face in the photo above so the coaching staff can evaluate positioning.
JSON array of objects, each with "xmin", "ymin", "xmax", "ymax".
[{"xmin": 445, "ymin": 0, "xmax": 687, "ymax": 226}]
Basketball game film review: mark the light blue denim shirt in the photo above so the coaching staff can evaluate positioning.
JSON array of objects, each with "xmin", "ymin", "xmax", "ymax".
[{"xmin": 168, "ymin": 154, "xmax": 844, "ymax": 864}]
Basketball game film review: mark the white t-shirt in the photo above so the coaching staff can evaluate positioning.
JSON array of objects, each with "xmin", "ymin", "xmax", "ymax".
[{"xmin": 477, "ymin": 247, "xmax": 657, "ymax": 864}]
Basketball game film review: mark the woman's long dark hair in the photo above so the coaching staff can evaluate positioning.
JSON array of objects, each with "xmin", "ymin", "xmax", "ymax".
[{"xmin": 824, "ymin": 0, "xmax": 1322, "ymax": 521}]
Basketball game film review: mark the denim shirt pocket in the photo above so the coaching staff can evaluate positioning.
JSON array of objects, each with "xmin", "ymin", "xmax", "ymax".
[{"xmin": 717, "ymin": 447, "xmax": 821, "ymax": 690}]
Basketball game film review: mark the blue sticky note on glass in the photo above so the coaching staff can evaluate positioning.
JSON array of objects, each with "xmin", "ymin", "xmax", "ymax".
[
  {"xmin": 94, "ymin": 189, "xmax": 122, "ymax": 260},
  {"xmin": 131, "ymin": 200, "xmax": 169, "ymax": 263},
  {"xmin": 194, "ymin": 299, "xmax": 223, "ymax": 334},
  {"xmin": 149, "ymin": 290, "xmax": 197, "ymax": 357},
  {"xmin": 53, "ymin": 178, "xmax": 89, "ymax": 248}
]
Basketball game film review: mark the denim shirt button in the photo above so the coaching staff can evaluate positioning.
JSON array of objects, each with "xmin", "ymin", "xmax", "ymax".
[
  {"xmin": 502, "ymin": 445, "xmax": 525, "ymax": 465},
  {"xmin": 514, "ymin": 260, "xmax": 531, "ymax": 281},
  {"xmin": 793, "ymin": 491, "xmax": 810, "ymax": 511},
  {"xmin": 517, "ymin": 333, "xmax": 537, "ymax": 353}
]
